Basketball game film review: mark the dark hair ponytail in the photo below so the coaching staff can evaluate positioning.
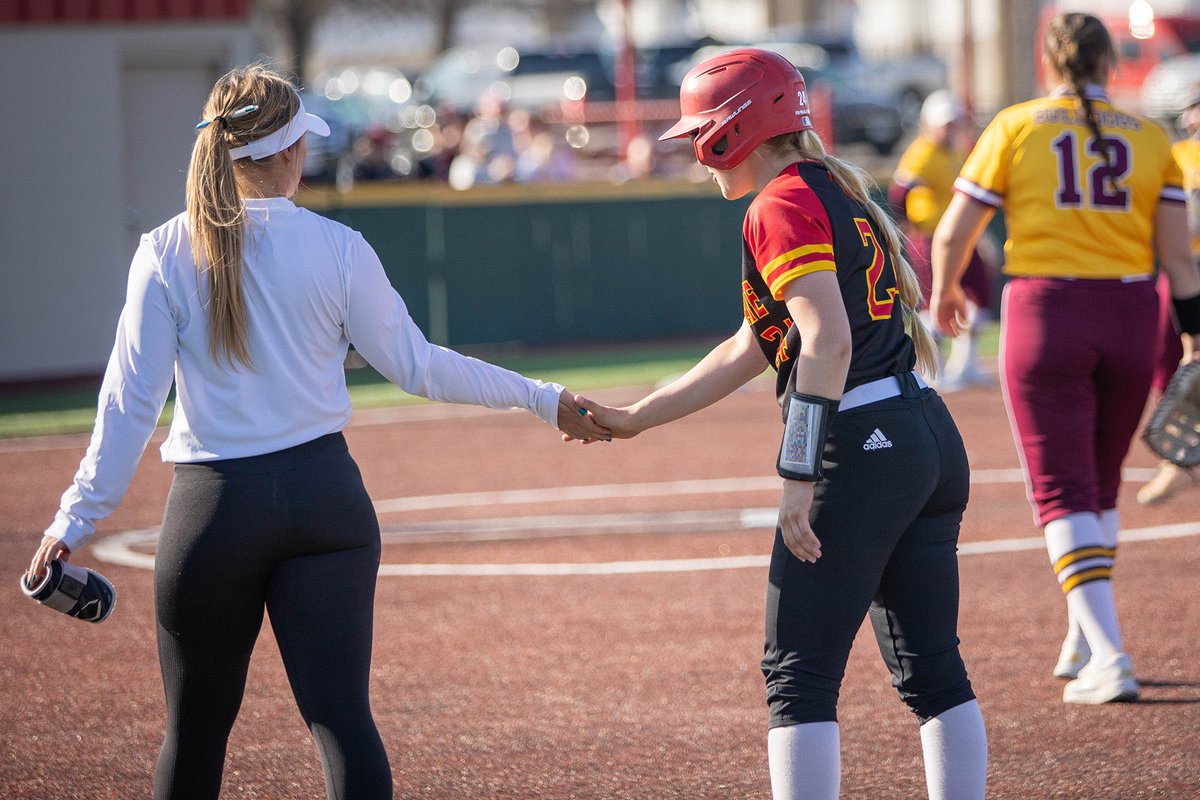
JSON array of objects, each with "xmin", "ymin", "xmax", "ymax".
[{"xmin": 1046, "ymin": 14, "xmax": 1117, "ymax": 182}]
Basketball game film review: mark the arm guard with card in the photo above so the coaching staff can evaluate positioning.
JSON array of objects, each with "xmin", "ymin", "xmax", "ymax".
[{"xmin": 777, "ymin": 392, "xmax": 838, "ymax": 481}]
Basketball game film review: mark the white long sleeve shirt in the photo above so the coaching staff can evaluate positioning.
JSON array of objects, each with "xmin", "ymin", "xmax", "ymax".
[{"xmin": 47, "ymin": 197, "xmax": 564, "ymax": 551}]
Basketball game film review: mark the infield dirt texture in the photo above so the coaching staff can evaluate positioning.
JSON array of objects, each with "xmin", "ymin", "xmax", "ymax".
[{"xmin": 2, "ymin": 375, "xmax": 1197, "ymax": 798}]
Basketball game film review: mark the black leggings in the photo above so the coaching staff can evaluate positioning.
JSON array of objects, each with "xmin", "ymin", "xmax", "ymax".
[
  {"xmin": 762, "ymin": 376, "xmax": 977, "ymax": 727},
  {"xmin": 153, "ymin": 433, "xmax": 391, "ymax": 800}
]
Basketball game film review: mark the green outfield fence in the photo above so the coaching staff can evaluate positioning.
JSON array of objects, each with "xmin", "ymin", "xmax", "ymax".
[{"xmin": 299, "ymin": 181, "xmax": 752, "ymax": 348}]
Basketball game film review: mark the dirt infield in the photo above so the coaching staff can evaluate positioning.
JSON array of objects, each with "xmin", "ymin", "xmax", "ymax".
[{"xmin": 1, "ymin": 376, "xmax": 1198, "ymax": 799}]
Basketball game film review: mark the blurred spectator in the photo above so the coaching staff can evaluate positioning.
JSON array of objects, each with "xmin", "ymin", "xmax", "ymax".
[
  {"xmin": 351, "ymin": 125, "xmax": 398, "ymax": 182},
  {"xmin": 607, "ymin": 134, "xmax": 666, "ymax": 183},
  {"xmin": 516, "ymin": 117, "xmax": 577, "ymax": 182},
  {"xmin": 448, "ymin": 93, "xmax": 519, "ymax": 189}
]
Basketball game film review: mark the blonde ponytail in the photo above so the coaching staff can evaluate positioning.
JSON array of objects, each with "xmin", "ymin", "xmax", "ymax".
[
  {"xmin": 766, "ymin": 131, "xmax": 940, "ymax": 378},
  {"xmin": 185, "ymin": 64, "xmax": 299, "ymax": 369}
]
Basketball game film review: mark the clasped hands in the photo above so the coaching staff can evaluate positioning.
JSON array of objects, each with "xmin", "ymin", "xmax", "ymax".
[
  {"xmin": 556, "ymin": 391, "xmax": 642, "ymax": 444},
  {"xmin": 555, "ymin": 390, "xmax": 822, "ymax": 563}
]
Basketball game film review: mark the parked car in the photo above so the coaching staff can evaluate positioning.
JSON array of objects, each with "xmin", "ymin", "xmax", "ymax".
[
  {"xmin": 412, "ymin": 43, "xmax": 615, "ymax": 114},
  {"xmin": 622, "ymin": 36, "xmax": 725, "ymax": 99},
  {"xmin": 682, "ymin": 43, "xmax": 905, "ymax": 155},
  {"xmin": 762, "ymin": 29, "xmax": 947, "ymax": 128}
]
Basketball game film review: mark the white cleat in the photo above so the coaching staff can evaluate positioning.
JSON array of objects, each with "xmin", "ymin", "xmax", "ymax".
[
  {"xmin": 1063, "ymin": 652, "xmax": 1139, "ymax": 704},
  {"xmin": 1052, "ymin": 638, "xmax": 1091, "ymax": 680}
]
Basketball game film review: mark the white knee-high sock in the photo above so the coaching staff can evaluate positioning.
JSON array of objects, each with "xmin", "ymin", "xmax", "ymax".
[
  {"xmin": 1098, "ymin": 508, "xmax": 1119, "ymax": 551},
  {"xmin": 1066, "ymin": 581, "xmax": 1124, "ymax": 658},
  {"xmin": 1045, "ymin": 512, "xmax": 1123, "ymax": 659},
  {"xmin": 919, "ymin": 700, "xmax": 988, "ymax": 800},
  {"xmin": 768, "ymin": 722, "xmax": 840, "ymax": 800},
  {"xmin": 1061, "ymin": 612, "xmax": 1088, "ymax": 656}
]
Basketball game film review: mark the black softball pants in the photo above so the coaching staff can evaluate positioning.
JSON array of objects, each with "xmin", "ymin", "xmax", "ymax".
[
  {"xmin": 152, "ymin": 433, "xmax": 391, "ymax": 800},
  {"xmin": 762, "ymin": 375, "xmax": 977, "ymax": 727}
]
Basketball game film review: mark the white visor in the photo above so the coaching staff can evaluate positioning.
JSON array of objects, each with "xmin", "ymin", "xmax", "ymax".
[{"xmin": 228, "ymin": 98, "xmax": 330, "ymax": 161}]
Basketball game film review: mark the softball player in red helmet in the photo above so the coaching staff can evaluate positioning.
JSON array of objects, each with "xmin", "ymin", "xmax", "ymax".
[
  {"xmin": 574, "ymin": 48, "xmax": 987, "ymax": 800},
  {"xmin": 932, "ymin": 13, "xmax": 1200, "ymax": 703}
]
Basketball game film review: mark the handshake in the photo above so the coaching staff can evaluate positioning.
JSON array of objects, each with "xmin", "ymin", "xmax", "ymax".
[{"xmin": 555, "ymin": 389, "xmax": 637, "ymax": 444}]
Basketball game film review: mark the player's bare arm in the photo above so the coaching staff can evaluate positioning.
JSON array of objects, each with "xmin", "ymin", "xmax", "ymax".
[
  {"xmin": 573, "ymin": 321, "xmax": 768, "ymax": 439},
  {"xmin": 1154, "ymin": 203, "xmax": 1200, "ymax": 360},
  {"xmin": 773, "ymin": 270, "xmax": 852, "ymax": 562},
  {"xmin": 931, "ymin": 193, "xmax": 996, "ymax": 337},
  {"xmin": 779, "ymin": 271, "xmax": 852, "ymax": 401}
]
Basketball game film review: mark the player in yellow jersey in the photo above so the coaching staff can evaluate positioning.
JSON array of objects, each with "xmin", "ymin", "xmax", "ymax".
[
  {"xmin": 889, "ymin": 90, "xmax": 994, "ymax": 391},
  {"xmin": 931, "ymin": 13, "xmax": 1200, "ymax": 705},
  {"xmin": 1137, "ymin": 88, "xmax": 1200, "ymax": 504}
]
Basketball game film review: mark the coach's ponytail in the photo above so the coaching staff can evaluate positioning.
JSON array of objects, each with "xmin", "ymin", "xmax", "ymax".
[
  {"xmin": 185, "ymin": 64, "xmax": 299, "ymax": 369},
  {"xmin": 765, "ymin": 130, "xmax": 939, "ymax": 379}
]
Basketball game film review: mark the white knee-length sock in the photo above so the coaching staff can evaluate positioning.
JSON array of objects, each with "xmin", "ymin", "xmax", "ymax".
[
  {"xmin": 1045, "ymin": 512, "xmax": 1124, "ymax": 659},
  {"xmin": 1062, "ymin": 614, "xmax": 1087, "ymax": 653},
  {"xmin": 768, "ymin": 722, "xmax": 840, "ymax": 800},
  {"xmin": 919, "ymin": 700, "xmax": 988, "ymax": 800},
  {"xmin": 1098, "ymin": 508, "xmax": 1119, "ymax": 550}
]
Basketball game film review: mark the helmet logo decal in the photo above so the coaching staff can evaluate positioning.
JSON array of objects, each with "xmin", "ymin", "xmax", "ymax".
[{"xmin": 719, "ymin": 98, "xmax": 753, "ymax": 128}]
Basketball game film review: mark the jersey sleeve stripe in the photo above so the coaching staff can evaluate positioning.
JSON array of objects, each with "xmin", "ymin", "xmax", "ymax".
[
  {"xmin": 763, "ymin": 249, "xmax": 836, "ymax": 288},
  {"xmin": 760, "ymin": 243, "xmax": 834, "ymax": 278},
  {"xmin": 767, "ymin": 260, "xmax": 837, "ymax": 298},
  {"xmin": 953, "ymin": 177, "xmax": 1003, "ymax": 207},
  {"xmin": 1161, "ymin": 186, "xmax": 1188, "ymax": 204}
]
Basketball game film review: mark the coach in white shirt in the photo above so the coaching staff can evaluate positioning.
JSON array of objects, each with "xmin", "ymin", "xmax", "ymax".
[{"xmin": 24, "ymin": 65, "xmax": 608, "ymax": 800}]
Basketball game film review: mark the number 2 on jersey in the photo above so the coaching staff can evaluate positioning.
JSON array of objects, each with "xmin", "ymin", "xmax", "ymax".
[
  {"xmin": 855, "ymin": 217, "xmax": 897, "ymax": 320},
  {"xmin": 1052, "ymin": 131, "xmax": 1131, "ymax": 210}
]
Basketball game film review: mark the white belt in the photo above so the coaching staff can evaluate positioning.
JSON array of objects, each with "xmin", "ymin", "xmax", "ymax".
[{"xmin": 839, "ymin": 371, "xmax": 928, "ymax": 412}]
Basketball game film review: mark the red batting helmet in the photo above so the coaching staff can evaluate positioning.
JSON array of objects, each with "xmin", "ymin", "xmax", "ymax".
[{"xmin": 659, "ymin": 47, "xmax": 814, "ymax": 170}]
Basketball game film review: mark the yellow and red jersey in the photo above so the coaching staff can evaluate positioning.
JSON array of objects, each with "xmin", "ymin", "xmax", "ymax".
[
  {"xmin": 956, "ymin": 87, "xmax": 1185, "ymax": 279},
  {"xmin": 1171, "ymin": 137, "xmax": 1200, "ymax": 256},
  {"xmin": 742, "ymin": 161, "xmax": 915, "ymax": 402},
  {"xmin": 893, "ymin": 134, "xmax": 962, "ymax": 235}
]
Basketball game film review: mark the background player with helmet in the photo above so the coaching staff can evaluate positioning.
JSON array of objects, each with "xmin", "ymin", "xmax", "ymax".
[
  {"xmin": 889, "ymin": 89, "xmax": 996, "ymax": 392},
  {"xmin": 23, "ymin": 64, "xmax": 608, "ymax": 800},
  {"xmin": 931, "ymin": 13, "xmax": 1200, "ymax": 705},
  {"xmin": 572, "ymin": 48, "xmax": 987, "ymax": 800},
  {"xmin": 1137, "ymin": 87, "xmax": 1200, "ymax": 504}
]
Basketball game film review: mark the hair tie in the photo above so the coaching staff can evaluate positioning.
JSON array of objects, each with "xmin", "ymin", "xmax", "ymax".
[{"xmin": 194, "ymin": 104, "xmax": 260, "ymax": 131}]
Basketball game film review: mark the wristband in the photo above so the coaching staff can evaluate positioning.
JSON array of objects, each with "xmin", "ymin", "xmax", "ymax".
[
  {"xmin": 777, "ymin": 392, "xmax": 838, "ymax": 481},
  {"xmin": 1173, "ymin": 292, "xmax": 1200, "ymax": 336},
  {"xmin": 20, "ymin": 558, "xmax": 116, "ymax": 623}
]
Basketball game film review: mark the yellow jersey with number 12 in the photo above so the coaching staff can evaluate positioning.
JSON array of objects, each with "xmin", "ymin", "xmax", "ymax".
[{"xmin": 955, "ymin": 87, "xmax": 1185, "ymax": 279}]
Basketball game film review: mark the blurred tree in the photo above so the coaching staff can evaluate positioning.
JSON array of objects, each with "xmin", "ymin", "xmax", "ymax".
[{"xmin": 255, "ymin": 0, "xmax": 594, "ymax": 82}]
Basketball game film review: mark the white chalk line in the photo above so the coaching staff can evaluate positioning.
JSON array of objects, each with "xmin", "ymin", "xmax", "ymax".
[
  {"xmin": 90, "ymin": 467, "xmax": 1199, "ymax": 577},
  {"xmin": 372, "ymin": 468, "xmax": 1158, "ymax": 513}
]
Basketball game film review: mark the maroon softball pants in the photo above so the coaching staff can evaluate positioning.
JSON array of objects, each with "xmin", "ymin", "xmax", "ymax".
[{"xmin": 999, "ymin": 276, "xmax": 1158, "ymax": 525}]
